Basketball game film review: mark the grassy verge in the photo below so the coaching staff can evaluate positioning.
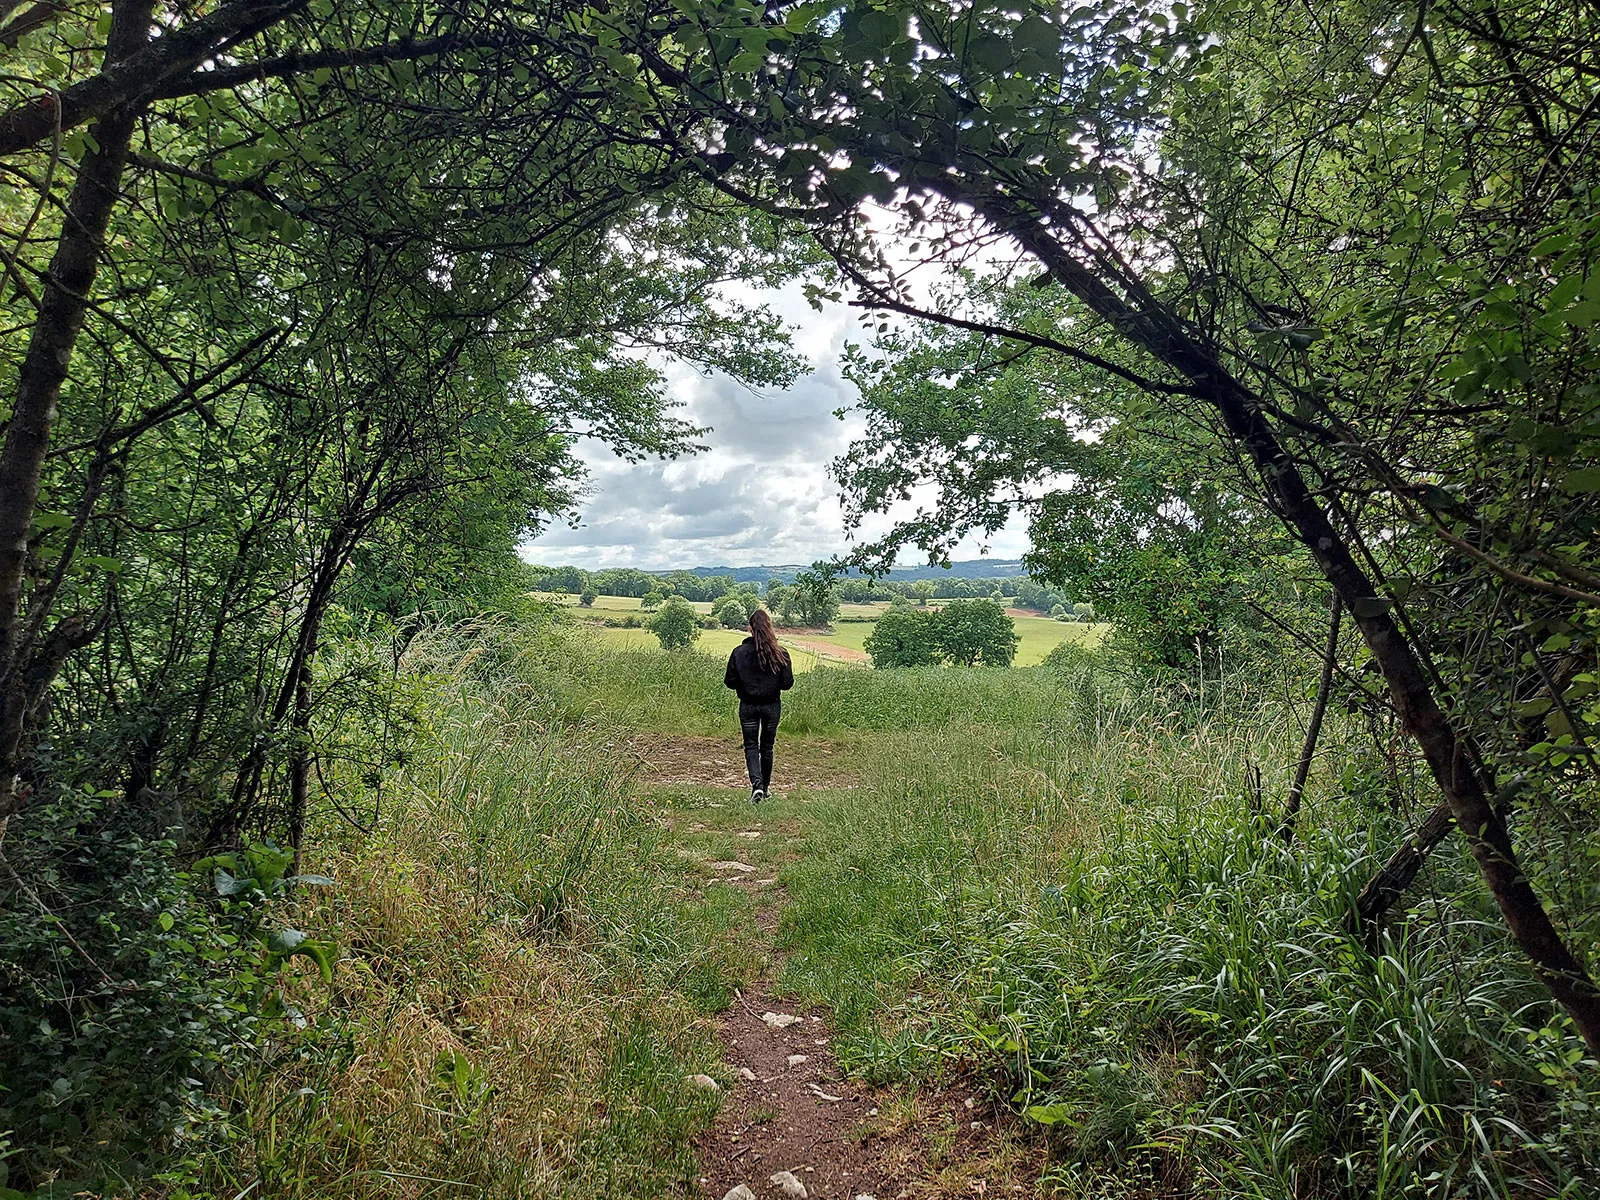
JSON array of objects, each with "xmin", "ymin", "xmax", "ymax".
[
  {"xmin": 194, "ymin": 628, "xmax": 763, "ymax": 1199},
  {"xmin": 769, "ymin": 700, "xmax": 1600, "ymax": 1198}
]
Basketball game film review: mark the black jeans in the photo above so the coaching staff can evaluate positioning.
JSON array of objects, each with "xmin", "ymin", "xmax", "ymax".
[{"xmin": 738, "ymin": 699, "xmax": 781, "ymax": 792}]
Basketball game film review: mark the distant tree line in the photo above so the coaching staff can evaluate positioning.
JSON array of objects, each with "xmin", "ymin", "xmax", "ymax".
[{"xmin": 529, "ymin": 563, "xmax": 1086, "ymax": 614}]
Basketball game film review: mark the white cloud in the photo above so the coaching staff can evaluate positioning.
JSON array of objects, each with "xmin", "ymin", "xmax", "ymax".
[{"xmin": 524, "ymin": 281, "xmax": 1032, "ymax": 570}]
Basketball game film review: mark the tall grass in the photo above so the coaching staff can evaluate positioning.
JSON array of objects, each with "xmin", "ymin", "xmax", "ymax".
[
  {"xmin": 772, "ymin": 671, "xmax": 1600, "ymax": 1198},
  {"xmin": 523, "ymin": 629, "xmax": 1073, "ymax": 736},
  {"xmin": 194, "ymin": 624, "xmax": 758, "ymax": 1199}
]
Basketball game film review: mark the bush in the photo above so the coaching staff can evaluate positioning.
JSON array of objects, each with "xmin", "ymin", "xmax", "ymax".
[
  {"xmin": 648, "ymin": 598, "xmax": 701, "ymax": 650},
  {"xmin": 1049, "ymin": 603, "xmax": 1067, "ymax": 618},
  {"xmin": 864, "ymin": 607, "xmax": 941, "ymax": 668},
  {"xmin": 0, "ymin": 797, "xmax": 332, "ymax": 1190},
  {"xmin": 578, "ymin": 589, "xmax": 597, "ymax": 607},
  {"xmin": 641, "ymin": 590, "xmax": 665, "ymax": 611}
]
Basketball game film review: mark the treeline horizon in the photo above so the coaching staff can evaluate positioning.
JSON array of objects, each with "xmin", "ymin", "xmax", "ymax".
[{"xmin": 525, "ymin": 561, "xmax": 1084, "ymax": 613}]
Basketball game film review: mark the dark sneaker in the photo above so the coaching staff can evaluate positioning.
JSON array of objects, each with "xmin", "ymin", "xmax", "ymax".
[{"xmin": 751, "ymin": 788, "xmax": 766, "ymax": 804}]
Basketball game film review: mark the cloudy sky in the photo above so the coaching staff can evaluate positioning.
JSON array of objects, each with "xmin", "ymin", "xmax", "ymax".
[{"xmin": 524, "ymin": 281, "xmax": 1032, "ymax": 571}]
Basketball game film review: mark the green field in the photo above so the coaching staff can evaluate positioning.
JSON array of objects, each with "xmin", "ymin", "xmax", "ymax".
[
  {"xmin": 539, "ymin": 591, "xmax": 716, "ymax": 614},
  {"xmin": 564, "ymin": 592, "xmax": 1108, "ymax": 668},
  {"xmin": 811, "ymin": 609, "xmax": 1108, "ymax": 666}
]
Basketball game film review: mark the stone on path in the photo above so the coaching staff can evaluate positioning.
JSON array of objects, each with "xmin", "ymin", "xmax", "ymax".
[
  {"xmin": 769, "ymin": 1170, "xmax": 808, "ymax": 1199},
  {"xmin": 785, "ymin": 1054, "xmax": 809, "ymax": 1067},
  {"xmin": 685, "ymin": 1073, "xmax": 722, "ymax": 1093},
  {"xmin": 737, "ymin": 1066, "xmax": 758, "ymax": 1081},
  {"xmin": 806, "ymin": 1083, "xmax": 842, "ymax": 1102},
  {"xmin": 761, "ymin": 1011, "xmax": 803, "ymax": 1029},
  {"xmin": 709, "ymin": 861, "xmax": 757, "ymax": 873},
  {"xmin": 723, "ymin": 1187, "xmax": 757, "ymax": 1200}
]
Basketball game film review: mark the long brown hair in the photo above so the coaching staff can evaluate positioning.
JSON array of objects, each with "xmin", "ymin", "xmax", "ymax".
[{"xmin": 747, "ymin": 607, "xmax": 789, "ymax": 673}]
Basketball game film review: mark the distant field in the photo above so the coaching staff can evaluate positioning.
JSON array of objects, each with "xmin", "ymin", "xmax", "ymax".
[
  {"xmin": 812, "ymin": 611, "xmax": 1105, "ymax": 666},
  {"xmin": 587, "ymin": 626, "xmax": 843, "ymax": 672},
  {"xmin": 539, "ymin": 592, "xmax": 716, "ymax": 614},
  {"xmin": 584, "ymin": 609, "xmax": 1108, "ymax": 669}
]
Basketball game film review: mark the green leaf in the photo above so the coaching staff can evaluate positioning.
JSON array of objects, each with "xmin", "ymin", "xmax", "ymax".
[
  {"xmin": 1561, "ymin": 467, "xmax": 1600, "ymax": 493},
  {"xmin": 213, "ymin": 869, "xmax": 255, "ymax": 897},
  {"xmin": 1544, "ymin": 273, "xmax": 1584, "ymax": 314},
  {"xmin": 1012, "ymin": 14, "xmax": 1058, "ymax": 56},
  {"xmin": 288, "ymin": 938, "xmax": 336, "ymax": 983},
  {"xmin": 1025, "ymin": 1103, "xmax": 1077, "ymax": 1126}
]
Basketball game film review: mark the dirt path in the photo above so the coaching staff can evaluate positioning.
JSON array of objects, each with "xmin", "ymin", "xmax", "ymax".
[
  {"xmin": 629, "ymin": 733, "xmax": 862, "ymax": 791},
  {"xmin": 653, "ymin": 735, "xmax": 1037, "ymax": 1200},
  {"xmin": 782, "ymin": 636, "xmax": 871, "ymax": 666},
  {"xmin": 695, "ymin": 901, "xmax": 892, "ymax": 1200}
]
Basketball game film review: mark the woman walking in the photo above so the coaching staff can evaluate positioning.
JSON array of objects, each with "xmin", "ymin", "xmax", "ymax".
[{"xmin": 723, "ymin": 608, "xmax": 794, "ymax": 802}]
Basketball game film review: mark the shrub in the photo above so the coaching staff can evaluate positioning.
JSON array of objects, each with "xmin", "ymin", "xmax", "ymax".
[
  {"xmin": 578, "ymin": 589, "xmax": 597, "ymax": 607},
  {"xmin": 0, "ymin": 797, "xmax": 332, "ymax": 1190},
  {"xmin": 648, "ymin": 598, "xmax": 701, "ymax": 650},
  {"xmin": 1049, "ymin": 603, "xmax": 1067, "ymax": 618},
  {"xmin": 641, "ymin": 590, "xmax": 665, "ymax": 610}
]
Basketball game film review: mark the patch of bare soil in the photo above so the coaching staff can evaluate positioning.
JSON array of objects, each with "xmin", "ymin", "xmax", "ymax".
[
  {"xmin": 696, "ymin": 977, "xmax": 891, "ymax": 1200},
  {"xmin": 627, "ymin": 734, "xmax": 862, "ymax": 791},
  {"xmin": 692, "ymin": 882, "xmax": 1041, "ymax": 1200},
  {"xmin": 784, "ymin": 636, "xmax": 870, "ymax": 665}
]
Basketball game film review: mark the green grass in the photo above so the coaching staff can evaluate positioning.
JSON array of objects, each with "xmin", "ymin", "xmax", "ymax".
[
  {"xmin": 199, "ymin": 619, "xmax": 1600, "ymax": 1200},
  {"xmin": 197, "ymin": 626, "xmax": 763, "ymax": 1199},
  {"xmin": 766, "ymin": 692, "xmax": 1600, "ymax": 1197},
  {"xmin": 548, "ymin": 592, "xmax": 1107, "ymax": 667},
  {"xmin": 527, "ymin": 632, "xmax": 1083, "ymax": 737}
]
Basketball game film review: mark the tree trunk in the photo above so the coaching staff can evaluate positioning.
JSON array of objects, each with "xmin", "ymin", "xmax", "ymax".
[
  {"xmin": 1279, "ymin": 595, "xmax": 1341, "ymax": 843},
  {"xmin": 0, "ymin": 0, "xmax": 153, "ymax": 818}
]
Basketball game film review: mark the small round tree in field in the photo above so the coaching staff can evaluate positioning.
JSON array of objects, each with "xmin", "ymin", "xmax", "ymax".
[
  {"xmin": 1049, "ymin": 603, "xmax": 1067, "ymax": 618},
  {"xmin": 933, "ymin": 598, "xmax": 1019, "ymax": 667},
  {"xmin": 649, "ymin": 597, "xmax": 701, "ymax": 650},
  {"xmin": 864, "ymin": 607, "xmax": 940, "ymax": 668},
  {"xmin": 716, "ymin": 593, "xmax": 750, "ymax": 628},
  {"xmin": 641, "ymin": 590, "xmax": 665, "ymax": 611},
  {"xmin": 579, "ymin": 589, "xmax": 597, "ymax": 607}
]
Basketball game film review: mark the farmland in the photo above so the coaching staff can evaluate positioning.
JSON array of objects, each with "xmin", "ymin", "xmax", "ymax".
[{"xmin": 545, "ymin": 590, "xmax": 1109, "ymax": 667}]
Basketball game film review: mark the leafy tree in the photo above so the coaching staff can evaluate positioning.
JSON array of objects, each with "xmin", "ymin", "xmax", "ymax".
[
  {"xmin": 715, "ymin": 594, "xmax": 750, "ymax": 629},
  {"xmin": 648, "ymin": 597, "xmax": 701, "ymax": 651},
  {"xmin": 578, "ymin": 590, "xmax": 597, "ymax": 608},
  {"xmin": 603, "ymin": 0, "xmax": 1600, "ymax": 1036},
  {"xmin": 910, "ymin": 581, "xmax": 936, "ymax": 606},
  {"xmin": 932, "ymin": 600, "xmax": 1018, "ymax": 667},
  {"xmin": 641, "ymin": 591, "xmax": 666, "ymax": 611},
  {"xmin": 863, "ymin": 608, "xmax": 939, "ymax": 668},
  {"xmin": 1049, "ymin": 604, "xmax": 1066, "ymax": 619},
  {"xmin": 788, "ymin": 567, "xmax": 842, "ymax": 628}
]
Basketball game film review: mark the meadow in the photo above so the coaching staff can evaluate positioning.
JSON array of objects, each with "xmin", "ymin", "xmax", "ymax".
[
  {"xmin": 185, "ymin": 620, "xmax": 1600, "ymax": 1200},
  {"xmin": 546, "ymin": 590, "xmax": 1109, "ymax": 668}
]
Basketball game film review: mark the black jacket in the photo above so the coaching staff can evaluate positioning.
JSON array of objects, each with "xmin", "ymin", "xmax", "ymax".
[{"xmin": 724, "ymin": 637, "xmax": 794, "ymax": 703}]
